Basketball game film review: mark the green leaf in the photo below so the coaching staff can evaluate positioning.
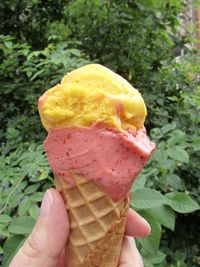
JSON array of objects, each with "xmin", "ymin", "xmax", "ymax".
[
  {"xmin": 142, "ymin": 260, "xmax": 154, "ymax": 267},
  {"xmin": 165, "ymin": 173, "xmax": 184, "ymax": 190},
  {"xmin": 10, "ymin": 192, "xmax": 24, "ymax": 208},
  {"xmin": 153, "ymin": 148, "xmax": 168, "ymax": 164},
  {"xmin": 146, "ymin": 205, "xmax": 176, "ymax": 231},
  {"xmin": 6, "ymin": 127, "xmax": 20, "ymax": 139},
  {"xmin": 132, "ymin": 188, "xmax": 168, "ymax": 209},
  {"xmin": 168, "ymin": 129, "xmax": 186, "ymax": 145},
  {"xmin": 9, "ymin": 216, "xmax": 35, "ymax": 235},
  {"xmin": 2, "ymin": 235, "xmax": 26, "ymax": 267},
  {"xmin": 166, "ymin": 192, "xmax": 200, "ymax": 213},
  {"xmin": 0, "ymin": 223, "xmax": 9, "ymax": 237},
  {"xmin": 137, "ymin": 211, "xmax": 161, "ymax": 254},
  {"xmin": 24, "ymin": 184, "xmax": 40, "ymax": 194},
  {"xmin": 0, "ymin": 214, "xmax": 12, "ymax": 224},
  {"xmin": 29, "ymin": 205, "xmax": 39, "ymax": 219},
  {"xmin": 152, "ymin": 148, "xmax": 173, "ymax": 169},
  {"xmin": 192, "ymin": 136, "xmax": 200, "ymax": 152},
  {"xmin": 143, "ymin": 251, "xmax": 166, "ymax": 265},
  {"xmin": 69, "ymin": 48, "xmax": 81, "ymax": 56},
  {"xmin": 4, "ymin": 41, "xmax": 13, "ymax": 48},
  {"xmin": 30, "ymin": 69, "xmax": 46, "ymax": 81},
  {"xmin": 161, "ymin": 123, "xmax": 176, "ymax": 135},
  {"xmin": 18, "ymin": 198, "xmax": 32, "ymax": 216},
  {"xmin": 132, "ymin": 174, "xmax": 146, "ymax": 191},
  {"xmin": 30, "ymin": 192, "xmax": 44, "ymax": 202},
  {"xmin": 167, "ymin": 146, "xmax": 189, "ymax": 163}
]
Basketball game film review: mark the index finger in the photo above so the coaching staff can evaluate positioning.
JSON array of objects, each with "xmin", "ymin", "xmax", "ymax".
[{"xmin": 125, "ymin": 209, "xmax": 151, "ymax": 237}]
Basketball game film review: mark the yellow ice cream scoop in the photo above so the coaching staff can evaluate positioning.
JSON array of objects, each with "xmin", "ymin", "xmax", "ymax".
[{"xmin": 38, "ymin": 64, "xmax": 147, "ymax": 131}]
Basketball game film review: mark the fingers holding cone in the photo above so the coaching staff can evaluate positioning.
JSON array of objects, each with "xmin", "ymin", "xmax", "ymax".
[
  {"xmin": 125, "ymin": 208, "xmax": 151, "ymax": 237},
  {"xmin": 119, "ymin": 208, "xmax": 151, "ymax": 267},
  {"xmin": 10, "ymin": 189, "xmax": 69, "ymax": 267},
  {"xmin": 9, "ymin": 189, "xmax": 150, "ymax": 267}
]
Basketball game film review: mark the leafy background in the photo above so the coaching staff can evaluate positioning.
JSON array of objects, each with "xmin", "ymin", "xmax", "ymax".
[{"xmin": 0, "ymin": 0, "xmax": 200, "ymax": 266}]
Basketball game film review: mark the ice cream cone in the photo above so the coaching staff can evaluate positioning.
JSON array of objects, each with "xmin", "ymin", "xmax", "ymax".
[
  {"xmin": 55, "ymin": 172, "xmax": 130, "ymax": 267},
  {"xmin": 38, "ymin": 64, "xmax": 156, "ymax": 266}
]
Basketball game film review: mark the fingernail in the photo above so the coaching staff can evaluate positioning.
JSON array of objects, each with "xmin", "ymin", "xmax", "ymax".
[
  {"xmin": 40, "ymin": 190, "xmax": 54, "ymax": 217},
  {"xmin": 143, "ymin": 219, "xmax": 151, "ymax": 235}
]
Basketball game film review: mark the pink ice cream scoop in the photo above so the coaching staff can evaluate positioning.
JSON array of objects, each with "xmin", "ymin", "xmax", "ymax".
[{"xmin": 44, "ymin": 125, "xmax": 155, "ymax": 201}]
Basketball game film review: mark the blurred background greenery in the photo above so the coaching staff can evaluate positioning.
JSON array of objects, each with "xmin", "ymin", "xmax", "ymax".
[{"xmin": 0, "ymin": 0, "xmax": 200, "ymax": 266}]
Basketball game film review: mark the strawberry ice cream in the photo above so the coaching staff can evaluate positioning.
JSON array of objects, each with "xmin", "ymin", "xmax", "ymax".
[{"xmin": 44, "ymin": 125, "xmax": 155, "ymax": 201}]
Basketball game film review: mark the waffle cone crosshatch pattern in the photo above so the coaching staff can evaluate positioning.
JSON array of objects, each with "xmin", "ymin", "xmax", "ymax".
[{"xmin": 55, "ymin": 173, "xmax": 130, "ymax": 267}]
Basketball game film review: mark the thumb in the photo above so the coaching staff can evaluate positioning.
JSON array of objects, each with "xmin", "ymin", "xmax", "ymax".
[{"xmin": 10, "ymin": 189, "xmax": 69, "ymax": 267}]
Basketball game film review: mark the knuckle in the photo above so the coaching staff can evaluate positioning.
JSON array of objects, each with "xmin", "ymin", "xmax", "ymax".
[{"xmin": 22, "ymin": 231, "xmax": 42, "ymax": 258}]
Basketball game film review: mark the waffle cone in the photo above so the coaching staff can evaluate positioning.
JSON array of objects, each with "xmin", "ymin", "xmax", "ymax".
[{"xmin": 55, "ymin": 173, "xmax": 130, "ymax": 267}]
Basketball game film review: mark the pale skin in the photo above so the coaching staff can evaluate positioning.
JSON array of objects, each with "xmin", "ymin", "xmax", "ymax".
[{"xmin": 9, "ymin": 189, "xmax": 151, "ymax": 267}]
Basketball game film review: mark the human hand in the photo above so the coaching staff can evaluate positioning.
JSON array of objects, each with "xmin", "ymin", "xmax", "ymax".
[
  {"xmin": 9, "ymin": 189, "xmax": 150, "ymax": 267},
  {"xmin": 119, "ymin": 210, "xmax": 150, "ymax": 267}
]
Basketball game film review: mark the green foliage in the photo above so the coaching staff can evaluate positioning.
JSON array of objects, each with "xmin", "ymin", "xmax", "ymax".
[
  {"xmin": 0, "ymin": 142, "xmax": 52, "ymax": 266},
  {"xmin": 64, "ymin": 0, "xmax": 183, "ymax": 77},
  {"xmin": 0, "ymin": 143, "xmax": 51, "ymax": 214},
  {"xmin": 0, "ymin": 35, "xmax": 90, "ymax": 144},
  {"xmin": 0, "ymin": 0, "xmax": 68, "ymax": 48},
  {"xmin": 0, "ymin": 0, "xmax": 200, "ymax": 266},
  {"xmin": 130, "ymin": 124, "xmax": 200, "ymax": 266}
]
